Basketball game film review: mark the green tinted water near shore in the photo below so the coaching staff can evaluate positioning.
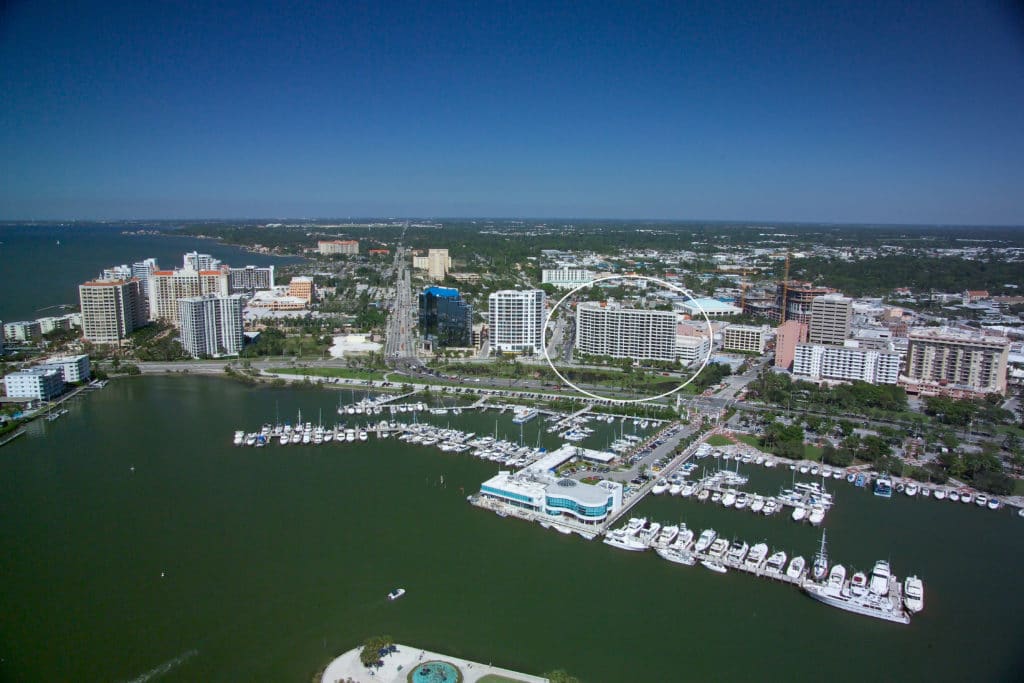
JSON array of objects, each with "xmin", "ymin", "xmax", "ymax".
[{"xmin": 1, "ymin": 377, "xmax": 1023, "ymax": 682}]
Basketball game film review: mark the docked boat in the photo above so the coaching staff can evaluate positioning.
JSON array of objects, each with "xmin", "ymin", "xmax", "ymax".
[
  {"xmin": 960, "ymin": 492, "xmax": 973, "ymax": 504},
  {"xmin": 656, "ymin": 546, "xmax": 696, "ymax": 566},
  {"xmin": 701, "ymin": 559, "xmax": 728, "ymax": 574},
  {"xmin": 652, "ymin": 479, "xmax": 670, "ymax": 495},
  {"xmin": 708, "ymin": 538, "xmax": 728, "ymax": 557},
  {"xmin": 854, "ymin": 473, "xmax": 866, "ymax": 487},
  {"xmin": 812, "ymin": 530, "xmax": 829, "ymax": 581},
  {"xmin": 808, "ymin": 505, "xmax": 826, "ymax": 526},
  {"xmin": 750, "ymin": 496, "xmax": 765, "ymax": 513},
  {"xmin": 745, "ymin": 542, "xmax": 768, "ymax": 568},
  {"xmin": 850, "ymin": 571, "xmax": 868, "ymax": 596},
  {"xmin": 904, "ymin": 576, "xmax": 924, "ymax": 613},
  {"xmin": 765, "ymin": 550, "xmax": 787, "ymax": 574},
  {"xmin": 697, "ymin": 489, "xmax": 710, "ymax": 502},
  {"xmin": 803, "ymin": 560, "xmax": 911, "ymax": 625},
  {"xmin": 233, "ymin": 430, "xmax": 245, "ymax": 446},
  {"xmin": 680, "ymin": 481, "xmax": 698, "ymax": 497},
  {"xmin": 933, "ymin": 488, "xmax": 947, "ymax": 501},
  {"xmin": 512, "ymin": 407, "xmax": 538, "ymax": 424},
  {"xmin": 988, "ymin": 498, "xmax": 1000, "ymax": 510},
  {"xmin": 905, "ymin": 482, "xmax": 919, "ymax": 497},
  {"xmin": 786, "ymin": 556, "xmax": 806, "ymax": 580},
  {"xmin": 652, "ymin": 524, "xmax": 679, "ymax": 549},
  {"xmin": 975, "ymin": 494, "xmax": 988, "ymax": 507},
  {"xmin": 694, "ymin": 528, "xmax": 717, "ymax": 553},
  {"xmin": 721, "ymin": 490, "xmax": 737, "ymax": 508},
  {"xmin": 387, "ymin": 588, "xmax": 406, "ymax": 601},
  {"xmin": 763, "ymin": 498, "xmax": 779, "ymax": 515},
  {"xmin": 726, "ymin": 540, "xmax": 749, "ymax": 564},
  {"xmin": 791, "ymin": 506, "xmax": 807, "ymax": 523},
  {"xmin": 735, "ymin": 492, "xmax": 749, "ymax": 510},
  {"xmin": 949, "ymin": 491, "xmax": 960, "ymax": 502},
  {"xmin": 873, "ymin": 477, "xmax": 893, "ymax": 498}
]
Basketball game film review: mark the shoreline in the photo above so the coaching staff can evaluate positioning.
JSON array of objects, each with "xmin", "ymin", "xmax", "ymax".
[{"xmin": 320, "ymin": 643, "xmax": 548, "ymax": 683}]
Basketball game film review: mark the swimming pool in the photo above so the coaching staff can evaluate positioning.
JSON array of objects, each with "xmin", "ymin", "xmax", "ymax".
[{"xmin": 409, "ymin": 659, "xmax": 461, "ymax": 683}]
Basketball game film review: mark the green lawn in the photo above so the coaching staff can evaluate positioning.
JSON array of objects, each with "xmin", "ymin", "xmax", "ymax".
[
  {"xmin": 804, "ymin": 444, "xmax": 825, "ymax": 462},
  {"xmin": 736, "ymin": 434, "xmax": 764, "ymax": 450},
  {"xmin": 705, "ymin": 434, "xmax": 733, "ymax": 447},
  {"xmin": 1013, "ymin": 479, "xmax": 1024, "ymax": 496}
]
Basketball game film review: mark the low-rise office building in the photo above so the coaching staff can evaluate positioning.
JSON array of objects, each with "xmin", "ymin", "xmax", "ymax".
[
  {"xmin": 41, "ymin": 354, "xmax": 91, "ymax": 383},
  {"xmin": 3, "ymin": 367, "xmax": 65, "ymax": 400},
  {"xmin": 793, "ymin": 342, "xmax": 901, "ymax": 385},
  {"xmin": 722, "ymin": 324, "xmax": 768, "ymax": 354}
]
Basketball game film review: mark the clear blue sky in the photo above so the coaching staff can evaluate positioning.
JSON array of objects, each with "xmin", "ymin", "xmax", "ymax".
[{"xmin": 2, "ymin": 0, "xmax": 1023, "ymax": 224}]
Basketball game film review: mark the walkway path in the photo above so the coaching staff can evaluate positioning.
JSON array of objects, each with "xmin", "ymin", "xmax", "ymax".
[{"xmin": 321, "ymin": 643, "xmax": 548, "ymax": 683}]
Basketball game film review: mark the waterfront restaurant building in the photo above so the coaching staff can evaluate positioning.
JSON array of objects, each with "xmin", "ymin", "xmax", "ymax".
[{"xmin": 480, "ymin": 471, "xmax": 623, "ymax": 526}]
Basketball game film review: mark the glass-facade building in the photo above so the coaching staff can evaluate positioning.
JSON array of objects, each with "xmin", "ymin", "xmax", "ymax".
[{"xmin": 418, "ymin": 286, "xmax": 473, "ymax": 347}]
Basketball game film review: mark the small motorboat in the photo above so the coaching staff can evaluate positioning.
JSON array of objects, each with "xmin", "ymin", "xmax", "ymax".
[{"xmin": 387, "ymin": 588, "xmax": 406, "ymax": 601}]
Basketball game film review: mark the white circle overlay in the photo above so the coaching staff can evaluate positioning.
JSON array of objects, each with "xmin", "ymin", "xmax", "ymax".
[{"xmin": 541, "ymin": 274, "xmax": 714, "ymax": 404}]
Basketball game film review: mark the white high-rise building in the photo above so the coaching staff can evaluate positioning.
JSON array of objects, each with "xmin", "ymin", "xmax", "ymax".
[
  {"xmin": 177, "ymin": 294, "xmax": 245, "ymax": 358},
  {"xmin": 793, "ymin": 343, "xmax": 901, "ymax": 385},
  {"xmin": 902, "ymin": 327, "xmax": 1010, "ymax": 396},
  {"xmin": 183, "ymin": 251, "xmax": 221, "ymax": 271},
  {"xmin": 541, "ymin": 268, "xmax": 596, "ymax": 289},
  {"xmin": 575, "ymin": 302, "xmax": 677, "ymax": 362},
  {"xmin": 488, "ymin": 289, "xmax": 546, "ymax": 354},
  {"xmin": 3, "ymin": 320, "xmax": 42, "ymax": 343}
]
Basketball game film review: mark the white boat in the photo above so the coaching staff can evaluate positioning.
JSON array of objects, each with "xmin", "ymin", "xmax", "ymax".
[
  {"xmin": 387, "ymin": 588, "xmax": 406, "ymax": 600},
  {"xmin": 750, "ymin": 496, "xmax": 765, "ymax": 513},
  {"xmin": 869, "ymin": 560, "xmax": 891, "ymax": 596},
  {"xmin": 904, "ymin": 576, "xmax": 924, "ymax": 613},
  {"xmin": 827, "ymin": 564, "xmax": 847, "ymax": 592},
  {"xmin": 803, "ymin": 576, "xmax": 910, "ymax": 625},
  {"xmin": 791, "ymin": 506, "xmax": 807, "ymax": 523},
  {"xmin": 763, "ymin": 498, "xmax": 779, "ymax": 515},
  {"xmin": 711, "ymin": 492, "xmax": 722, "ymax": 503},
  {"xmin": 358, "ymin": 430, "xmax": 369, "ymax": 441},
  {"xmin": 812, "ymin": 530, "xmax": 829, "ymax": 582},
  {"xmin": 987, "ymin": 498, "xmax": 1000, "ymax": 510},
  {"xmin": 921, "ymin": 487, "xmax": 931, "ymax": 498},
  {"xmin": 697, "ymin": 489, "xmax": 710, "ymax": 502},
  {"xmin": 726, "ymin": 540, "xmax": 749, "ymax": 564},
  {"xmin": 905, "ymin": 483, "xmax": 919, "ymax": 497},
  {"xmin": 512, "ymin": 407, "xmax": 538, "ymax": 424},
  {"xmin": 656, "ymin": 546, "xmax": 696, "ymax": 566},
  {"xmin": 701, "ymin": 559, "xmax": 728, "ymax": 574},
  {"xmin": 653, "ymin": 524, "xmax": 679, "ymax": 549},
  {"xmin": 961, "ymin": 492, "xmax": 973, "ymax": 504},
  {"xmin": 850, "ymin": 571, "xmax": 868, "ymax": 596},
  {"xmin": 765, "ymin": 550, "xmax": 787, "ymax": 574},
  {"xmin": 721, "ymin": 490, "xmax": 737, "ymax": 508},
  {"xmin": 668, "ymin": 482, "xmax": 683, "ymax": 496},
  {"xmin": 745, "ymin": 542, "xmax": 768, "ymax": 568},
  {"xmin": 233, "ymin": 430, "xmax": 245, "ymax": 446},
  {"xmin": 734, "ymin": 492, "xmax": 749, "ymax": 510},
  {"xmin": 949, "ymin": 491, "xmax": 960, "ymax": 502},
  {"xmin": 652, "ymin": 479, "xmax": 670, "ymax": 495},
  {"xmin": 808, "ymin": 506, "xmax": 826, "ymax": 526},
  {"xmin": 786, "ymin": 556, "xmax": 806, "ymax": 580},
  {"xmin": 694, "ymin": 528, "xmax": 717, "ymax": 553},
  {"xmin": 934, "ymin": 488, "xmax": 947, "ymax": 501},
  {"xmin": 975, "ymin": 494, "xmax": 988, "ymax": 508}
]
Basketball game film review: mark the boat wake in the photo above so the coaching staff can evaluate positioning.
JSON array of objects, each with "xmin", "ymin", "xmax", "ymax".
[{"xmin": 120, "ymin": 649, "xmax": 198, "ymax": 683}]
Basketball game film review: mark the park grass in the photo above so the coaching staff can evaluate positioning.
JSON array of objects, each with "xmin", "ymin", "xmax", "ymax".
[
  {"xmin": 1013, "ymin": 479, "xmax": 1024, "ymax": 497},
  {"xmin": 736, "ymin": 434, "xmax": 764, "ymax": 450},
  {"xmin": 803, "ymin": 444, "xmax": 825, "ymax": 462},
  {"xmin": 705, "ymin": 434, "xmax": 733, "ymax": 447}
]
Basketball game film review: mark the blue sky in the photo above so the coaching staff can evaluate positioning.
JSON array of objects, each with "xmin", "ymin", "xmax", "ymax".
[{"xmin": 1, "ymin": 0, "xmax": 1023, "ymax": 224}]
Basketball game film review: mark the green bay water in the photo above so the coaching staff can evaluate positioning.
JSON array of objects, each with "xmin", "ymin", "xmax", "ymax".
[{"xmin": 1, "ymin": 377, "xmax": 1024, "ymax": 682}]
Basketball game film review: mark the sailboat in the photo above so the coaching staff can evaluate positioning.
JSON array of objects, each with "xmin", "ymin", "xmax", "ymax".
[{"xmin": 812, "ymin": 529, "xmax": 829, "ymax": 582}]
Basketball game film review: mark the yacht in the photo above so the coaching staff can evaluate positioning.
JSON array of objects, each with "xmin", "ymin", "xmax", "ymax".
[
  {"xmin": 697, "ymin": 489, "xmax": 710, "ymax": 502},
  {"xmin": 975, "ymin": 494, "xmax": 988, "ymax": 507},
  {"xmin": 808, "ymin": 506, "xmax": 826, "ymax": 526},
  {"xmin": 652, "ymin": 524, "xmax": 679, "ymax": 549},
  {"xmin": 652, "ymin": 479, "xmax": 670, "ymax": 495},
  {"xmin": 721, "ymin": 490, "xmax": 737, "ymax": 508},
  {"xmin": 791, "ymin": 506, "xmax": 807, "ymax": 523},
  {"xmin": 512, "ymin": 407, "xmax": 538, "ymax": 424},
  {"xmin": 803, "ymin": 565, "xmax": 910, "ymax": 625},
  {"xmin": 701, "ymin": 559, "xmax": 728, "ymax": 574},
  {"xmin": 905, "ymin": 483, "xmax": 919, "ymax": 497},
  {"xmin": 750, "ymin": 496, "xmax": 765, "ymax": 513},
  {"xmin": 873, "ymin": 477, "xmax": 893, "ymax": 498},
  {"xmin": 827, "ymin": 564, "xmax": 847, "ymax": 593},
  {"xmin": 657, "ymin": 546, "xmax": 696, "ymax": 566},
  {"xmin": 735, "ymin": 492, "xmax": 749, "ymax": 510},
  {"xmin": 933, "ymin": 488, "xmax": 947, "ymax": 501},
  {"xmin": 869, "ymin": 560, "xmax": 892, "ymax": 596},
  {"xmin": 765, "ymin": 550, "xmax": 787, "ymax": 574},
  {"xmin": 949, "ymin": 491, "xmax": 960, "ymax": 502},
  {"xmin": 786, "ymin": 556, "xmax": 806, "ymax": 580},
  {"xmin": 233, "ymin": 430, "xmax": 245, "ymax": 446},
  {"xmin": 694, "ymin": 528, "xmax": 717, "ymax": 553},
  {"xmin": 960, "ymin": 492, "xmax": 973, "ymax": 504},
  {"xmin": 675, "ymin": 525, "xmax": 695, "ymax": 550},
  {"xmin": 904, "ymin": 575, "xmax": 925, "ymax": 613},
  {"xmin": 745, "ymin": 543, "xmax": 768, "ymax": 568},
  {"xmin": 387, "ymin": 588, "xmax": 406, "ymax": 601},
  {"xmin": 763, "ymin": 498, "xmax": 779, "ymax": 515},
  {"xmin": 726, "ymin": 540, "xmax": 749, "ymax": 564},
  {"xmin": 850, "ymin": 571, "xmax": 868, "ymax": 596},
  {"xmin": 921, "ymin": 487, "xmax": 931, "ymax": 498},
  {"xmin": 358, "ymin": 430, "xmax": 369, "ymax": 441}
]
